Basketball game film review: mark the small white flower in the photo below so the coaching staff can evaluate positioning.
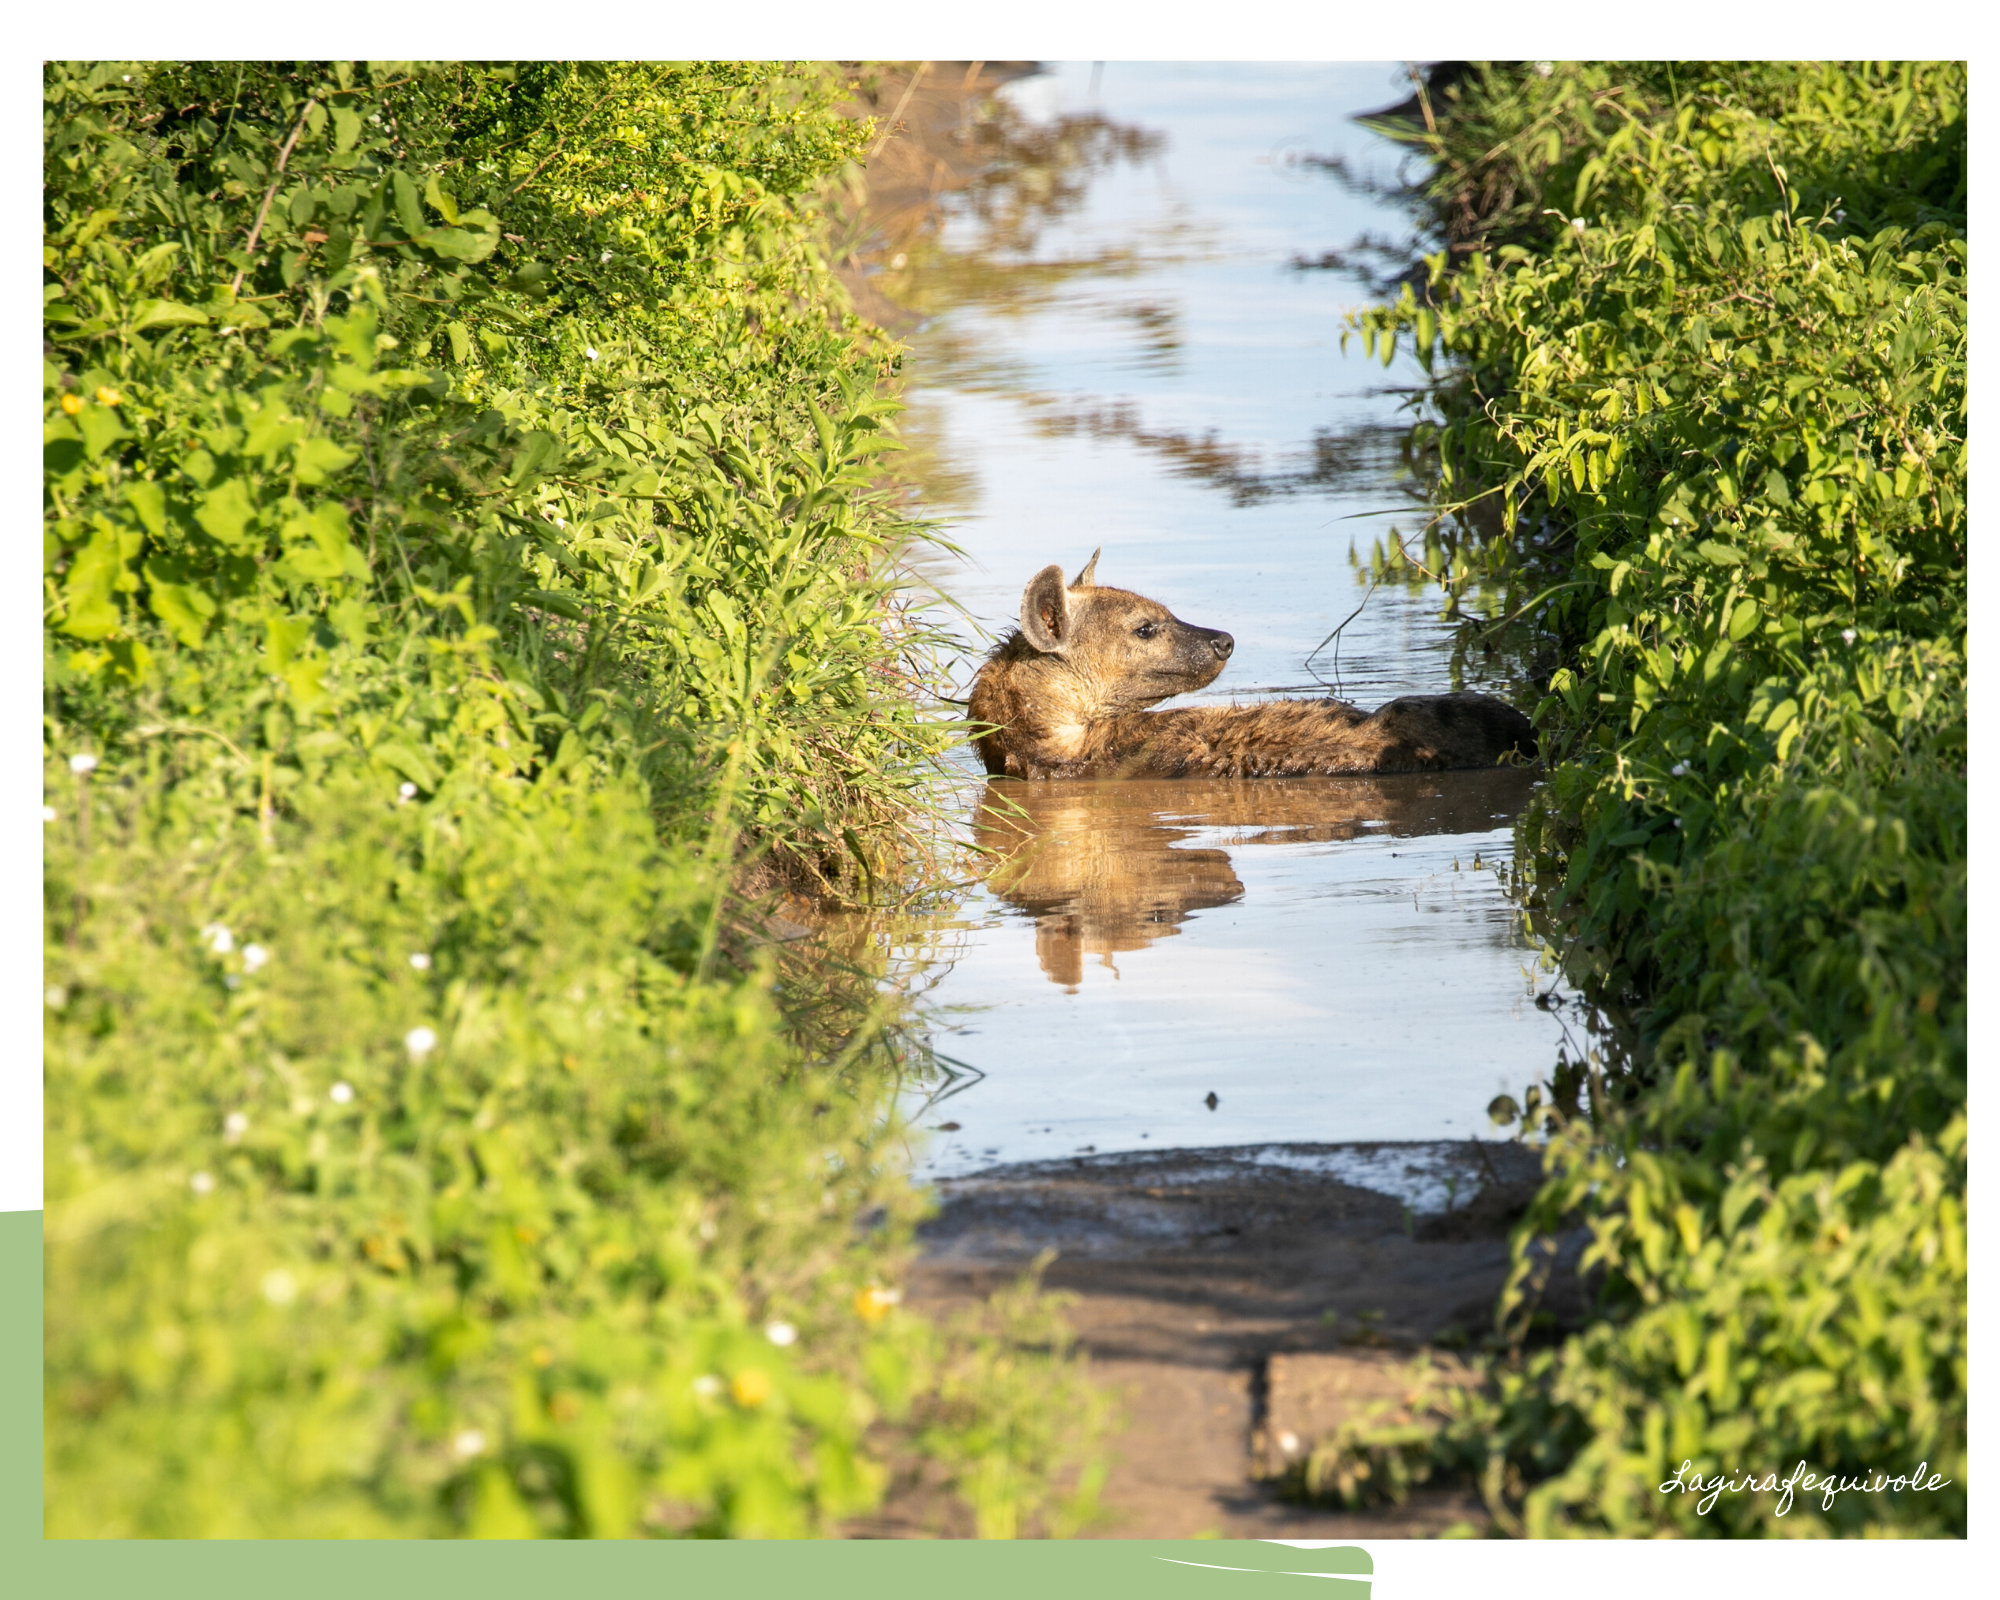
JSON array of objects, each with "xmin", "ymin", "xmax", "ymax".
[
  {"xmin": 764, "ymin": 1321, "xmax": 798, "ymax": 1347},
  {"xmin": 697, "ymin": 1218, "xmax": 717, "ymax": 1241},
  {"xmin": 69, "ymin": 752, "xmax": 98, "ymax": 775},
  {"xmin": 201, "ymin": 922, "xmax": 235, "ymax": 955},
  {"xmin": 1571, "ymin": 216, "xmax": 1587, "ymax": 233},
  {"xmin": 45, "ymin": 986, "xmax": 67, "ymax": 1009},
  {"xmin": 405, "ymin": 1026, "xmax": 438, "ymax": 1058},
  {"xmin": 599, "ymin": 250, "xmax": 613, "ymax": 263},
  {"xmin": 1535, "ymin": 61, "xmax": 1554, "ymax": 76},
  {"xmin": 43, "ymin": 806, "xmax": 56, "ymax": 823},
  {"xmin": 692, "ymin": 1374, "xmax": 723, "ymax": 1399},
  {"xmin": 225, "ymin": 1112, "xmax": 250, "ymax": 1142},
  {"xmin": 452, "ymin": 1428, "xmax": 488, "ymax": 1459},
  {"xmin": 409, "ymin": 952, "xmax": 433, "ymax": 971},
  {"xmin": 1278, "ymin": 1430, "xmax": 1301, "ymax": 1454},
  {"xmin": 890, "ymin": 253, "xmax": 908, "ymax": 270},
  {"xmin": 241, "ymin": 943, "xmax": 270, "ymax": 974},
  {"xmin": 1842, "ymin": 628, "xmax": 1858, "ymax": 644},
  {"xmin": 329, "ymin": 1081, "xmax": 355, "ymax": 1105},
  {"xmin": 190, "ymin": 1171, "xmax": 215, "ymax": 1195},
  {"xmin": 261, "ymin": 1269, "xmax": 298, "ymax": 1305},
  {"xmin": 1670, "ymin": 762, "xmax": 1688, "ymax": 777},
  {"xmin": 553, "ymin": 517, "xmax": 566, "ymax": 529},
  {"xmin": 224, "ymin": 974, "xmax": 243, "ymax": 990},
  {"xmin": 398, "ymin": 781, "xmax": 418, "ymax": 802},
  {"xmin": 585, "ymin": 346, "xmax": 599, "ymax": 361}
]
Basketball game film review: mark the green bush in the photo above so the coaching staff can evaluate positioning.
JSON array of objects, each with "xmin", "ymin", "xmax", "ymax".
[
  {"xmin": 43, "ymin": 60, "xmax": 1105, "ymax": 1539},
  {"xmin": 1331, "ymin": 61, "xmax": 1965, "ymax": 1535},
  {"xmin": 44, "ymin": 59, "xmax": 949, "ymax": 885}
]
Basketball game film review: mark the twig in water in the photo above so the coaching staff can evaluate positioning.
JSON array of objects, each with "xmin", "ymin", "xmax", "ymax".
[{"xmin": 1302, "ymin": 575, "xmax": 1381, "ymax": 699}]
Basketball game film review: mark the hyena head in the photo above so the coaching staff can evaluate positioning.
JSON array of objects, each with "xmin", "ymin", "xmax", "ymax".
[{"xmin": 1016, "ymin": 549, "xmax": 1235, "ymax": 715}]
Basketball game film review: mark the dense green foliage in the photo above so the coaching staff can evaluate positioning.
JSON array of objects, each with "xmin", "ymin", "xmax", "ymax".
[
  {"xmin": 44, "ymin": 59, "xmax": 946, "ymax": 879},
  {"xmin": 1332, "ymin": 62, "xmax": 1966, "ymax": 1535},
  {"xmin": 43, "ymin": 60, "xmax": 1107, "ymax": 1538}
]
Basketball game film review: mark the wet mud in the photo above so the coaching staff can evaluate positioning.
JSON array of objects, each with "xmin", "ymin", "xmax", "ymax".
[{"xmin": 886, "ymin": 1140, "xmax": 1573, "ymax": 1537}]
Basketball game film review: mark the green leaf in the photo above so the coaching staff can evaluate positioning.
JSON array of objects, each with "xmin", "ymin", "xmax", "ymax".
[
  {"xmin": 293, "ymin": 437, "xmax": 356, "ymax": 486},
  {"xmin": 372, "ymin": 738, "xmax": 440, "ymax": 790},
  {"xmin": 143, "ymin": 562, "xmax": 217, "ymax": 648},
  {"xmin": 133, "ymin": 241, "xmax": 182, "ymax": 288},
  {"xmin": 128, "ymin": 299, "xmax": 211, "ymax": 333},
  {"xmin": 122, "ymin": 480, "xmax": 167, "ymax": 538},
  {"xmin": 194, "ymin": 480, "xmax": 258, "ymax": 549},
  {"xmin": 422, "ymin": 172, "xmax": 460, "ymax": 225},
  {"xmin": 412, "ymin": 225, "xmax": 499, "ymax": 264},
  {"xmin": 78, "ymin": 405, "xmax": 126, "ymax": 461},
  {"xmin": 391, "ymin": 170, "xmax": 425, "ymax": 239},
  {"xmin": 1696, "ymin": 540, "xmax": 1746, "ymax": 567},
  {"xmin": 264, "ymin": 613, "xmax": 315, "ymax": 672},
  {"xmin": 59, "ymin": 523, "xmax": 127, "ymax": 640},
  {"xmin": 282, "ymin": 652, "xmax": 331, "ymax": 710}
]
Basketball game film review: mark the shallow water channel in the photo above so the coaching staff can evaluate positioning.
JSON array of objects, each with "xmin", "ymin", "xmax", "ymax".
[{"xmin": 870, "ymin": 63, "xmax": 1568, "ymax": 1180}]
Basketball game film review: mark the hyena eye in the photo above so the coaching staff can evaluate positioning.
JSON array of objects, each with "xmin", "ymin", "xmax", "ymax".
[{"xmin": 1134, "ymin": 622, "xmax": 1159, "ymax": 640}]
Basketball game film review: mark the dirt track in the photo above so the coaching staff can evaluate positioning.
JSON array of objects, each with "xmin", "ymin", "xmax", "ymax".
[{"xmin": 879, "ymin": 1141, "xmax": 1581, "ymax": 1537}]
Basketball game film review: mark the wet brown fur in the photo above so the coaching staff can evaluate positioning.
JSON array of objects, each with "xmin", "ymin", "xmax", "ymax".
[{"xmin": 968, "ymin": 554, "xmax": 1537, "ymax": 780}]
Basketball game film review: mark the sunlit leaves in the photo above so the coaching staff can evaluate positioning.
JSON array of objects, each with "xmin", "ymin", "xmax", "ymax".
[{"xmin": 1331, "ymin": 60, "xmax": 1967, "ymax": 1537}]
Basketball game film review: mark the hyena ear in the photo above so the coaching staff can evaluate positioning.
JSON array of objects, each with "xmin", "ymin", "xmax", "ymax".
[
  {"xmin": 1069, "ymin": 547, "xmax": 1101, "ymax": 590},
  {"xmin": 1019, "ymin": 563, "xmax": 1073, "ymax": 654}
]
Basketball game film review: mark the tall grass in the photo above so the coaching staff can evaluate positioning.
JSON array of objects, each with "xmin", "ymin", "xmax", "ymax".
[{"xmin": 43, "ymin": 59, "xmax": 1109, "ymax": 1538}]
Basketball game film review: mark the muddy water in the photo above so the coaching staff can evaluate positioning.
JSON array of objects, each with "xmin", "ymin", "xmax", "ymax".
[{"xmin": 876, "ymin": 64, "xmax": 1566, "ymax": 1177}]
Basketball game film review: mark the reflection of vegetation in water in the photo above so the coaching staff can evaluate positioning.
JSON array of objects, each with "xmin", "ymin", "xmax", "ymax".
[
  {"xmin": 878, "ymin": 72, "xmax": 1447, "ymax": 538},
  {"xmin": 938, "ymin": 101, "xmax": 1165, "ymax": 259},
  {"xmin": 846, "ymin": 70, "xmax": 1206, "ymax": 516}
]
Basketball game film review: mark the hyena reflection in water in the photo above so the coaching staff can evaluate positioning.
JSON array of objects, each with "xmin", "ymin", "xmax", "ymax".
[
  {"xmin": 967, "ymin": 551, "xmax": 1537, "ymax": 781},
  {"xmin": 973, "ymin": 770, "xmax": 1537, "ymax": 989}
]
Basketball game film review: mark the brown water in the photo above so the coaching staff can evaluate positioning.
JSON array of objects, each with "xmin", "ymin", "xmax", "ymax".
[{"xmin": 864, "ymin": 64, "xmax": 1567, "ymax": 1178}]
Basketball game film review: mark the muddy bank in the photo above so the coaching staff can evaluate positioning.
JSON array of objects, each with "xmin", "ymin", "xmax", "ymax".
[{"xmin": 874, "ymin": 1140, "xmax": 1587, "ymax": 1537}]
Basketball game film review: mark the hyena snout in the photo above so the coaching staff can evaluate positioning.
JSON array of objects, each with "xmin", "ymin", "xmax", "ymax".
[{"xmin": 1161, "ymin": 619, "xmax": 1233, "ymax": 690}]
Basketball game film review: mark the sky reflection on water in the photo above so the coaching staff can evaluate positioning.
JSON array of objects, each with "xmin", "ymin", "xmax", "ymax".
[{"xmin": 874, "ymin": 63, "xmax": 1568, "ymax": 1176}]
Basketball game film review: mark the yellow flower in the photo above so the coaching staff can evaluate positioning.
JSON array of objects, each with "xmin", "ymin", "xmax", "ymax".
[
  {"xmin": 95, "ymin": 387, "xmax": 123, "ymax": 406},
  {"xmin": 59, "ymin": 393, "xmax": 83, "ymax": 415},
  {"xmin": 729, "ymin": 1368, "xmax": 772, "ymax": 1408},
  {"xmin": 852, "ymin": 1285, "xmax": 902, "ymax": 1323}
]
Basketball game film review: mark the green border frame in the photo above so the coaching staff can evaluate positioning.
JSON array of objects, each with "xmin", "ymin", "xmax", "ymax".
[{"xmin": 11, "ymin": 1211, "xmax": 1374, "ymax": 1596}]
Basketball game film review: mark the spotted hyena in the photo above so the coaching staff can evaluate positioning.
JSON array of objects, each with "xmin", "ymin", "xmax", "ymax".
[{"xmin": 966, "ymin": 551, "xmax": 1537, "ymax": 780}]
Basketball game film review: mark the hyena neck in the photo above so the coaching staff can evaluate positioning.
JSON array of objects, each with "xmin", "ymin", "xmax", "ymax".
[{"xmin": 969, "ymin": 649, "xmax": 1102, "ymax": 773}]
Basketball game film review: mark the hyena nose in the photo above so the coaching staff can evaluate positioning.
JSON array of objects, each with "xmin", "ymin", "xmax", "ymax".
[{"xmin": 1210, "ymin": 631, "xmax": 1234, "ymax": 660}]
